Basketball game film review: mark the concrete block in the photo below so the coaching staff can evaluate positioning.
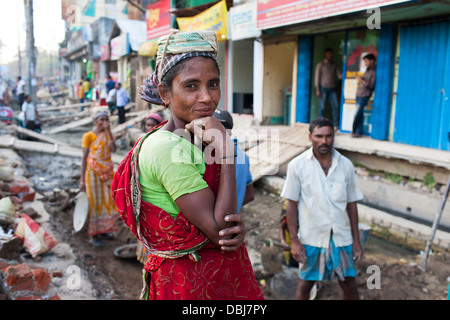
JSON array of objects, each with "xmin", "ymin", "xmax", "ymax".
[{"xmin": 0, "ymin": 237, "xmax": 21, "ymax": 260}]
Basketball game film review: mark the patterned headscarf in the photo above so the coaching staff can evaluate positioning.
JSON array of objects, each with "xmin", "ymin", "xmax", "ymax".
[{"xmin": 139, "ymin": 29, "xmax": 219, "ymax": 105}]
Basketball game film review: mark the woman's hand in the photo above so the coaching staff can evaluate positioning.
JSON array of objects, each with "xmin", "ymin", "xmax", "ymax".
[
  {"xmin": 185, "ymin": 117, "xmax": 229, "ymax": 143},
  {"xmin": 185, "ymin": 117, "xmax": 234, "ymax": 158},
  {"xmin": 218, "ymin": 214, "xmax": 246, "ymax": 251}
]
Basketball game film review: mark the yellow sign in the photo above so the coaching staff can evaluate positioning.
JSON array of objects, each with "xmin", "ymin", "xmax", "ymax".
[{"xmin": 176, "ymin": 0, "xmax": 228, "ymax": 41}]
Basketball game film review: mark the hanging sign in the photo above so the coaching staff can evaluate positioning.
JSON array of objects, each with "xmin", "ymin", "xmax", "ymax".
[{"xmin": 176, "ymin": 0, "xmax": 228, "ymax": 42}]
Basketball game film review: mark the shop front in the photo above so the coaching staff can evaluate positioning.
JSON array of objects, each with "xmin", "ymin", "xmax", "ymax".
[
  {"xmin": 259, "ymin": 0, "xmax": 450, "ymax": 151},
  {"xmin": 228, "ymin": 1, "xmax": 261, "ymax": 116}
]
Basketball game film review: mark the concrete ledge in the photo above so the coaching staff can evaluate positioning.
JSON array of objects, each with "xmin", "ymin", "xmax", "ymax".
[
  {"xmin": 358, "ymin": 204, "xmax": 450, "ymax": 252},
  {"xmin": 258, "ymin": 175, "xmax": 450, "ymax": 251}
]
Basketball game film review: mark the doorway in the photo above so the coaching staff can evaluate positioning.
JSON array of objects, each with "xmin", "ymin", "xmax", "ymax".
[{"xmin": 309, "ymin": 31, "xmax": 345, "ymax": 125}]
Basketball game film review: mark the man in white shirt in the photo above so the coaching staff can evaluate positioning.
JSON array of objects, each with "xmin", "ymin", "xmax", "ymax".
[
  {"xmin": 16, "ymin": 76, "xmax": 26, "ymax": 108},
  {"xmin": 115, "ymin": 83, "xmax": 128, "ymax": 124},
  {"xmin": 106, "ymin": 86, "xmax": 117, "ymax": 112},
  {"xmin": 22, "ymin": 94, "xmax": 38, "ymax": 132},
  {"xmin": 281, "ymin": 117, "xmax": 364, "ymax": 300}
]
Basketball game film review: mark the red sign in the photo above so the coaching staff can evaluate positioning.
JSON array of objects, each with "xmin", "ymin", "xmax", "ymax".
[
  {"xmin": 256, "ymin": 0, "xmax": 412, "ymax": 29},
  {"xmin": 146, "ymin": 0, "xmax": 171, "ymax": 40}
]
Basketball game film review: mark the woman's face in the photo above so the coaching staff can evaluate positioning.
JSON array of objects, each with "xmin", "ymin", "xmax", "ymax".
[
  {"xmin": 94, "ymin": 115, "xmax": 109, "ymax": 130},
  {"xmin": 145, "ymin": 118, "xmax": 159, "ymax": 132},
  {"xmin": 160, "ymin": 57, "xmax": 220, "ymax": 125}
]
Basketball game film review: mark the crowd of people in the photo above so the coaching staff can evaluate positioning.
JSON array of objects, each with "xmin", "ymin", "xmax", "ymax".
[{"xmin": 75, "ymin": 75, "xmax": 129, "ymax": 124}]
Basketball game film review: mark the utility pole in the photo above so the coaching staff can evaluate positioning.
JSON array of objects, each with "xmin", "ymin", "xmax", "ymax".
[{"xmin": 24, "ymin": 0, "xmax": 37, "ymax": 104}]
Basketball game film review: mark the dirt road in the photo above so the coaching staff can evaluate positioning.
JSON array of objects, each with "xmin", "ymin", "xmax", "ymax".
[{"xmin": 17, "ymin": 151, "xmax": 450, "ymax": 300}]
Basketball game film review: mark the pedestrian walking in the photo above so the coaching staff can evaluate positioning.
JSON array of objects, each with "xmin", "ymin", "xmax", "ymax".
[
  {"xmin": 115, "ymin": 83, "xmax": 128, "ymax": 124},
  {"xmin": 80, "ymin": 106, "xmax": 119, "ymax": 247},
  {"xmin": 105, "ymin": 75, "xmax": 116, "ymax": 93},
  {"xmin": 21, "ymin": 94, "xmax": 39, "ymax": 133},
  {"xmin": 315, "ymin": 48, "xmax": 342, "ymax": 130},
  {"xmin": 351, "ymin": 53, "xmax": 376, "ymax": 138},
  {"xmin": 16, "ymin": 76, "xmax": 26, "ymax": 109},
  {"xmin": 281, "ymin": 117, "xmax": 364, "ymax": 300},
  {"xmin": 111, "ymin": 29, "xmax": 263, "ymax": 300}
]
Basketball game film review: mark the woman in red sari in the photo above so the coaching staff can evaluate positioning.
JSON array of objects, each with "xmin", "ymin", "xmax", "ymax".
[{"xmin": 112, "ymin": 30, "xmax": 263, "ymax": 300}]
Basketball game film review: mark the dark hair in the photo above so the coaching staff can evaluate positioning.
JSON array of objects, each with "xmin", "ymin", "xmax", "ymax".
[
  {"xmin": 161, "ymin": 56, "xmax": 220, "ymax": 90},
  {"xmin": 309, "ymin": 117, "xmax": 334, "ymax": 134},
  {"xmin": 364, "ymin": 53, "xmax": 376, "ymax": 61},
  {"xmin": 325, "ymin": 48, "xmax": 333, "ymax": 53},
  {"xmin": 213, "ymin": 109, "xmax": 233, "ymax": 130}
]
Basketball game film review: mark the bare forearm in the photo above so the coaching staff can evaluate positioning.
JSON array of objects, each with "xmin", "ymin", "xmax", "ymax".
[
  {"xmin": 346, "ymin": 202, "xmax": 360, "ymax": 243},
  {"xmin": 286, "ymin": 199, "xmax": 299, "ymax": 240}
]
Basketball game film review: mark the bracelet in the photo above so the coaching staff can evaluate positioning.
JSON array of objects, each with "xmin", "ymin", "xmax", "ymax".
[{"xmin": 222, "ymin": 154, "xmax": 237, "ymax": 159}]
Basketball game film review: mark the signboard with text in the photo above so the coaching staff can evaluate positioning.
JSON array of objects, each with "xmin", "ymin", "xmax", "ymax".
[
  {"xmin": 256, "ymin": 0, "xmax": 412, "ymax": 29},
  {"xmin": 230, "ymin": 2, "xmax": 261, "ymax": 40}
]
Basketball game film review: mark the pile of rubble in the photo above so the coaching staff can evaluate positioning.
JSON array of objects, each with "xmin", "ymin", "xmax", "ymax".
[{"xmin": 0, "ymin": 148, "xmax": 60, "ymax": 300}]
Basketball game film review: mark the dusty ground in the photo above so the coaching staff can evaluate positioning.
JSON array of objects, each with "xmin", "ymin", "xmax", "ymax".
[
  {"xmin": 242, "ymin": 183, "xmax": 450, "ymax": 300},
  {"xmin": 12, "ymin": 145, "xmax": 449, "ymax": 300}
]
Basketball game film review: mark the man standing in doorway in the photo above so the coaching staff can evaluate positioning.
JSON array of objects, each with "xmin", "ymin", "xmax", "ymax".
[
  {"xmin": 281, "ymin": 117, "xmax": 364, "ymax": 300},
  {"xmin": 351, "ymin": 53, "xmax": 376, "ymax": 138},
  {"xmin": 115, "ymin": 83, "xmax": 128, "ymax": 124},
  {"xmin": 315, "ymin": 49, "xmax": 342, "ymax": 131}
]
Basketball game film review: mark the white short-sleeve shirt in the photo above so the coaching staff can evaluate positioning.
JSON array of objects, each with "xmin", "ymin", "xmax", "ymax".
[{"xmin": 280, "ymin": 147, "xmax": 363, "ymax": 248}]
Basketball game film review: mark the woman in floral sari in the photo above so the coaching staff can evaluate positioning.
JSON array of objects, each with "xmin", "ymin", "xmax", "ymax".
[
  {"xmin": 112, "ymin": 30, "xmax": 263, "ymax": 300},
  {"xmin": 80, "ymin": 106, "xmax": 119, "ymax": 247}
]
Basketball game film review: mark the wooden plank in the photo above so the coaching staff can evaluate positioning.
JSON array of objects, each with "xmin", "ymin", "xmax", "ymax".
[
  {"xmin": 111, "ymin": 111, "xmax": 148, "ymax": 135},
  {"xmin": 334, "ymin": 135, "xmax": 450, "ymax": 170},
  {"xmin": 45, "ymin": 116, "xmax": 94, "ymax": 134},
  {"xmin": 38, "ymin": 102, "xmax": 93, "ymax": 112},
  {"xmin": 249, "ymin": 123, "xmax": 310, "ymax": 182},
  {"xmin": 12, "ymin": 125, "xmax": 71, "ymax": 147},
  {"xmin": 0, "ymin": 134, "xmax": 124, "ymax": 164},
  {"xmin": 45, "ymin": 103, "xmax": 139, "ymax": 134}
]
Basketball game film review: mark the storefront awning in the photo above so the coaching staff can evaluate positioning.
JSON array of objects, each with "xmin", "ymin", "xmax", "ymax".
[{"xmin": 138, "ymin": 39, "xmax": 158, "ymax": 57}]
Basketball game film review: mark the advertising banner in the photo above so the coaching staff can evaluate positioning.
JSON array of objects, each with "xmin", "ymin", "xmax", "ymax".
[
  {"xmin": 100, "ymin": 45, "xmax": 110, "ymax": 61},
  {"xmin": 110, "ymin": 33, "xmax": 129, "ymax": 60},
  {"xmin": 256, "ymin": 0, "xmax": 412, "ymax": 30},
  {"xmin": 146, "ymin": 0, "xmax": 171, "ymax": 40},
  {"xmin": 176, "ymin": 0, "xmax": 228, "ymax": 42}
]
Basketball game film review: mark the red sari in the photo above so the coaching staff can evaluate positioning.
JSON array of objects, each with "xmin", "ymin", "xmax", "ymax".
[{"xmin": 111, "ymin": 123, "xmax": 263, "ymax": 300}]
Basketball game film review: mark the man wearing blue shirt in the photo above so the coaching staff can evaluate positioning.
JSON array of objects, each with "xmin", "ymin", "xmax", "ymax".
[{"xmin": 213, "ymin": 109, "xmax": 254, "ymax": 213}]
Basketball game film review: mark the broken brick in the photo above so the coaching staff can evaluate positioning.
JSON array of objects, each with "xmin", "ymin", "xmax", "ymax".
[{"xmin": 8, "ymin": 180, "xmax": 30, "ymax": 194}]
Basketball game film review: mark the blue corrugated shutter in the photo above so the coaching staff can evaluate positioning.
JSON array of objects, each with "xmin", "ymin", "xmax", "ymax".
[
  {"xmin": 394, "ymin": 21, "xmax": 450, "ymax": 150},
  {"xmin": 296, "ymin": 35, "xmax": 313, "ymax": 123},
  {"xmin": 371, "ymin": 25, "xmax": 396, "ymax": 141}
]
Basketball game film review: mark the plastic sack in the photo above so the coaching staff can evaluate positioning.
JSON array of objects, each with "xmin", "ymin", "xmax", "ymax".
[
  {"xmin": 0, "ymin": 197, "xmax": 15, "ymax": 217},
  {"xmin": 0, "ymin": 167, "xmax": 15, "ymax": 181},
  {"xmin": 14, "ymin": 214, "xmax": 58, "ymax": 258}
]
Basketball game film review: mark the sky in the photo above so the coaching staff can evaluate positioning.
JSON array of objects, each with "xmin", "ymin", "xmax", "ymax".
[{"xmin": 0, "ymin": 0, "xmax": 66, "ymax": 64}]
